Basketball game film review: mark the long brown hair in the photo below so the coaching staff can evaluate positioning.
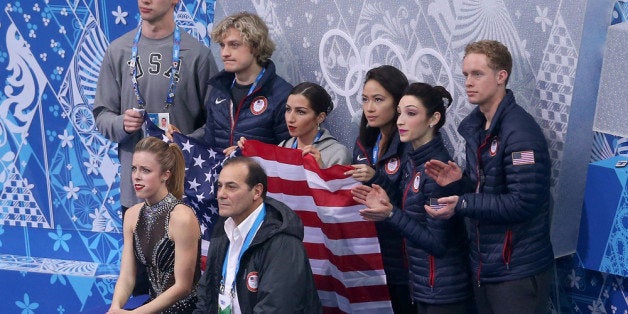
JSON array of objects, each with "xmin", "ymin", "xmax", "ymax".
[{"xmin": 134, "ymin": 137, "xmax": 185, "ymax": 199}]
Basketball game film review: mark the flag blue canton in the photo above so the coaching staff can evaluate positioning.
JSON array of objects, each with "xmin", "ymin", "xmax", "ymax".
[{"xmin": 145, "ymin": 117, "xmax": 224, "ymax": 241}]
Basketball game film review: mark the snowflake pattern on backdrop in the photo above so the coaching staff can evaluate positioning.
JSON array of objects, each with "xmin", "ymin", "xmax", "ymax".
[
  {"xmin": 0, "ymin": 0, "xmax": 625, "ymax": 312},
  {"xmin": 0, "ymin": 1, "xmax": 216, "ymax": 312}
]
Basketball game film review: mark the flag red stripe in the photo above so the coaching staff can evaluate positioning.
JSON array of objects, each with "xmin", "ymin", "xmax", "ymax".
[
  {"xmin": 267, "ymin": 177, "xmax": 360, "ymax": 207},
  {"xmin": 304, "ymin": 243, "xmax": 384, "ymax": 271},
  {"xmin": 295, "ymin": 211, "xmax": 379, "ymax": 239},
  {"xmin": 322, "ymin": 307, "xmax": 346, "ymax": 314},
  {"xmin": 314, "ymin": 274, "xmax": 391, "ymax": 303}
]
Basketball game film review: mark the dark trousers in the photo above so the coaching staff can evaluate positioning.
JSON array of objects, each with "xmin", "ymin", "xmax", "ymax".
[
  {"xmin": 416, "ymin": 300, "xmax": 470, "ymax": 314},
  {"xmin": 473, "ymin": 267, "xmax": 553, "ymax": 314},
  {"xmin": 389, "ymin": 284, "xmax": 417, "ymax": 314}
]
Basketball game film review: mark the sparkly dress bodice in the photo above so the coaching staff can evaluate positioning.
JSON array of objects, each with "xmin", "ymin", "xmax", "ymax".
[{"xmin": 133, "ymin": 193, "xmax": 200, "ymax": 313}]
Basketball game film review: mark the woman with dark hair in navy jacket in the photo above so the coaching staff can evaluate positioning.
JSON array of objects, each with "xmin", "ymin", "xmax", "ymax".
[
  {"xmin": 352, "ymin": 83, "xmax": 472, "ymax": 313},
  {"xmin": 343, "ymin": 65, "xmax": 413, "ymax": 313}
]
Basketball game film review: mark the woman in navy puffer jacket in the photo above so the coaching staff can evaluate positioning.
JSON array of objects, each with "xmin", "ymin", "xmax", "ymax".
[{"xmin": 353, "ymin": 83, "xmax": 471, "ymax": 313}]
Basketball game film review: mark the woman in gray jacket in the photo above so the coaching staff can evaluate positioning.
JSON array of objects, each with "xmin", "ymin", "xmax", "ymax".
[
  {"xmin": 230, "ymin": 82, "xmax": 351, "ymax": 168},
  {"xmin": 278, "ymin": 82, "xmax": 350, "ymax": 168}
]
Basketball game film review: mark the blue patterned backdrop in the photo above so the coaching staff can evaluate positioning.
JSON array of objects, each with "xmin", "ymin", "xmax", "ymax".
[
  {"xmin": 0, "ymin": 0, "xmax": 626, "ymax": 313},
  {"xmin": 0, "ymin": 1, "xmax": 216, "ymax": 312}
]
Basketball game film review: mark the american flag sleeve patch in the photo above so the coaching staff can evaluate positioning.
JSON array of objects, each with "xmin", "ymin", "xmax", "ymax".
[{"xmin": 512, "ymin": 150, "xmax": 535, "ymax": 165}]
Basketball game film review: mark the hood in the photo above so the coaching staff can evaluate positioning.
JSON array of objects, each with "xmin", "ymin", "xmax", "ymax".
[
  {"xmin": 312, "ymin": 128, "xmax": 339, "ymax": 151},
  {"xmin": 259, "ymin": 197, "xmax": 304, "ymax": 241}
]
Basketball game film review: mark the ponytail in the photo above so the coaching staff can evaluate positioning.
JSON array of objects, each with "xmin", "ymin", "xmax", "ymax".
[
  {"xmin": 134, "ymin": 137, "xmax": 186, "ymax": 200},
  {"xmin": 166, "ymin": 143, "xmax": 185, "ymax": 199}
]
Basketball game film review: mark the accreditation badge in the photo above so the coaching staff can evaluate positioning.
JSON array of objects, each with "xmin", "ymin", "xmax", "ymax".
[
  {"xmin": 218, "ymin": 304, "xmax": 232, "ymax": 314},
  {"xmin": 148, "ymin": 112, "xmax": 170, "ymax": 131},
  {"xmin": 218, "ymin": 292, "xmax": 232, "ymax": 313}
]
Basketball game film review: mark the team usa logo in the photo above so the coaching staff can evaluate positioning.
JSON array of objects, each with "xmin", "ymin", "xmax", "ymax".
[
  {"xmin": 385, "ymin": 157, "xmax": 400, "ymax": 174},
  {"xmin": 250, "ymin": 96, "xmax": 268, "ymax": 115},
  {"xmin": 489, "ymin": 137, "xmax": 499, "ymax": 157},
  {"xmin": 412, "ymin": 172, "xmax": 421, "ymax": 193},
  {"xmin": 246, "ymin": 271, "xmax": 259, "ymax": 292}
]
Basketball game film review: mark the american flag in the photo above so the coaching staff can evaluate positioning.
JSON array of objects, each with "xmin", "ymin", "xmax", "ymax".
[
  {"xmin": 512, "ymin": 150, "xmax": 535, "ymax": 166},
  {"xmin": 146, "ymin": 117, "xmax": 392, "ymax": 313},
  {"xmin": 429, "ymin": 198, "xmax": 446, "ymax": 211},
  {"xmin": 242, "ymin": 140, "xmax": 392, "ymax": 314}
]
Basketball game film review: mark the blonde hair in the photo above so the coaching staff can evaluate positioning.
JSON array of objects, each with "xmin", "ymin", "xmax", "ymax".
[
  {"xmin": 134, "ymin": 137, "xmax": 185, "ymax": 199},
  {"xmin": 211, "ymin": 12, "xmax": 275, "ymax": 66}
]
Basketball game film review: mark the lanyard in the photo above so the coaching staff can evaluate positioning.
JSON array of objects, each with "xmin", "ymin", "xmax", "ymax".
[
  {"xmin": 130, "ymin": 22, "xmax": 181, "ymax": 110},
  {"xmin": 372, "ymin": 132, "xmax": 382, "ymax": 165},
  {"xmin": 229, "ymin": 68, "xmax": 266, "ymax": 128},
  {"xmin": 291, "ymin": 129, "xmax": 324, "ymax": 149},
  {"xmin": 230, "ymin": 68, "xmax": 266, "ymax": 97},
  {"xmin": 220, "ymin": 204, "xmax": 266, "ymax": 297}
]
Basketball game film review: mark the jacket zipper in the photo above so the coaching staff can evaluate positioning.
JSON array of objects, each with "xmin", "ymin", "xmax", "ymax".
[
  {"xmin": 475, "ymin": 134, "xmax": 491, "ymax": 193},
  {"xmin": 502, "ymin": 229, "xmax": 512, "ymax": 270},
  {"xmin": 429, "ymin": 255, "xmax": 436, "ymax": 292},
  {"xmin": 229, "ymin": 86, "xmax": 261, "ymax": 146},
  {"xmin": 476, "ymin": 222, "xmax": 481, "ymax": 287},
  {"xmin": 474, "ymin": 134, "xmax": 491, "ymax": 286}
]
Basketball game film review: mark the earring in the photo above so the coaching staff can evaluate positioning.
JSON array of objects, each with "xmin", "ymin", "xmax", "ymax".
[
  {"xmin": 161, "ymin": 178, "xmax": 166, "ymax": 183},
  {"xmin": 429, "ymin": 124, "xmax": 433, "ymax": 128}
]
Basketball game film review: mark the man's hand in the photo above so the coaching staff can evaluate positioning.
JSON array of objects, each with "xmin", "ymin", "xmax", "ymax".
[
  {"xmin": 123, "ymin": 109, "xmax": 144, "ymax": 133},
  {"xmin": 424, "ymin": 195, "xmax": 459, "ymax": 219},
  {"xmin": 223, "ymin": 137, "xmax": 247, "ymax": 155},
  {"xmin": 165, "ymin": 124, "xmax": 180, "ymax": 141}
]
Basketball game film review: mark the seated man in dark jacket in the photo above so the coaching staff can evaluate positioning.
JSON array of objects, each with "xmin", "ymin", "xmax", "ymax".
[
  {"xmin": 425, "ymin": 40, "xmax": 554, "ymax": 314},
  {"xmin": 194, "ymin": 156, "xmax": 321, "ymax": 313}
]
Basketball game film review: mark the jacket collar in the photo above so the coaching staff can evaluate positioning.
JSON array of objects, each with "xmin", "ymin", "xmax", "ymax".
[
  {"xmin": 210, "ymin": 59, "xmax": 277, "ymax": 91},
  {"xmin": 407, "ymin": 133, "xmax": 445, "ymax": 166},
  {"xmin": 459, "ymin": 89, "xmax": 516, "ymax": 141},
  {"xmin": 377, "ymin": 130, "xmax": 404, "ymax": 165}
]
